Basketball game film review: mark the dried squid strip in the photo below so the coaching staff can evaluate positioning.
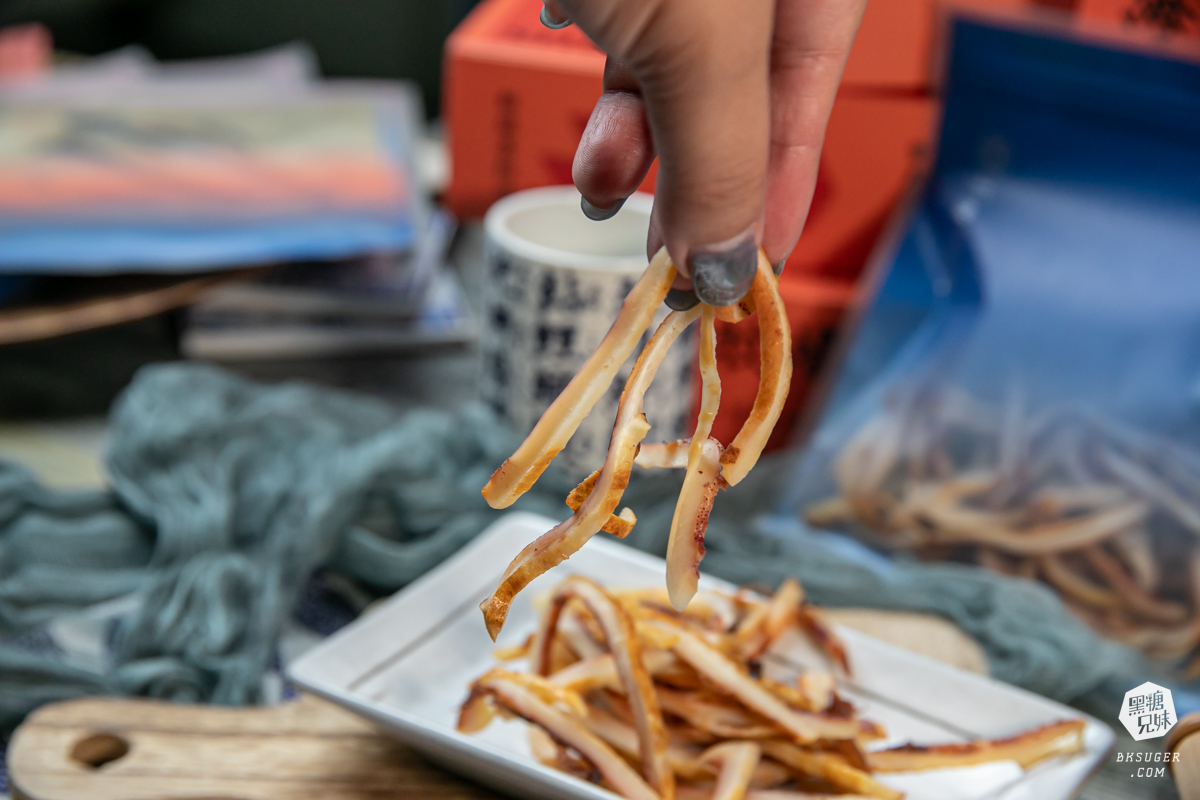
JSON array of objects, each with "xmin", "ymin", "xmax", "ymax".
[
  {"xmin": 1100, "ymin": 447, "xmax": 1200, "ymax": 538},
  {"xmin": 492, "ymin": 635, "xmax": 534, "ymax": 662},
  {"xmin": 1028, "ymin": 484, "xmax": 1130, "ymax": 519},
  {"xmin": 656, "ymin": 687, "xmax": 781, "ymax": 739},
  {"xmin": 566, "ymin": 469, "xmax": 639, "ymax": 537},
  {"xmin": 585, "ymin": 709, "xmax": 792, "ymax": 788},
  {"xmin": 617, "ymin": 586, "xmax": 739, "ymax": 621},
  {"xmin": 482, "ymin": 246, "xmax": 793, "ymax": 625},
  {"xmin": 714, "ymin": 293, "xmax": 756, "ymax": 324},
  {"xmin": 584, "ymin": 707, "xmax": 710, "ymax": 782},
  {"xmin": 865, "ymin": 718, "xmax": 1086, "ymax": 772},
  {"xmin": 637, "ymin": 440, "xmax": 694, "ymax": 470},
  {"xmin": 924, "ymin": 500, "xmax": 1148, "ymax": 555},
  {"xmin": 731, "ymin": 579, "xmax": 849, "ymax": 676},
  {"xmin": 481, "ymin": 307, "xmax": 702, "ymax": 640},
  {"xmin": 550, "ymin": 649, "xmax": 680, "ymax": 694},
  {"xmin": 1109, "ymin": 529, "xmax": 1158, "ymax": 592},
  {"xmin": 529, "ymin": 725, "xmax": 594, "ymax": 780},
  {"xmin": 720, "ymin": 252, "xmax": 793, "ymax": 487},
  {"xmin": 977, "ymin": 549, "xmax": 1038, "ymax": 580},
  {"xmin": 732, "ymin": 578, "xmax": 802, "ymax": 661},
  {"xmin": 666, "ymin": 438, "xmax": 724, "ymax": 610},
  {"xmin": 666, "ymin": 306, "xmax": 724, "ymax": 610},
  {"xmin": 797, "ymin": 607, "xmax": 852, "ymax": 677},
  {"xmin": 832, "ymin": 414, "xmax": 907, "ymax": 528},
  {"xmin": 803, "ymin": 496, "xmax": 855, "ymax": 528},
  {"xmin": 759, "ymin": 673, "xmax": 836, "ymax": 715},
  {"xmin": 461, "ymin": 575, "xmax": 1095, "ymax": 800},
  {"xmin": 532, "ymin": 576, "xmax": 675, "ymax": 800},
  {"xmin": 759, "ymin": 740, "xmax": 902, "ymax": 800},
  {"xmin": 1038, "ymin": 555, "xmax": 1122, "ymax": 611},
  {"xmin": 677, "ymin": 792, "xmax": 878, "ymax": 800},
  {"xmin": 692, "ymin": 306, "xmax": 722, "ymax": 453},
  {"xmin": 644, "ymin": 616, "xmax": 860, "ymax": 743},
  {"xmin": 458, "ymin": 670, "xmax": 660, "ymax": 800},
  {"xmin": 1101, "ymin": 615, "xmax": 1200, "ymax": 659},
  {"xmin": 482, "ymin": 247, "xmax": 676, "ymax": 509},
  {"xmin": 560, "ymin": 604, "xmax": 607, "ymax": 659},
  {"xmin": 1081, "ymin": 546, "xmax": 1187, "ymax": 623},
  {"xmin": 697, "ymin": 741, "xmax": 762, "ymax": 800}
]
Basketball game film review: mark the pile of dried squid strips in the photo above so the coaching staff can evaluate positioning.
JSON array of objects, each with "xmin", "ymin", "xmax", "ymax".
[
  {"xmin": 458, "ymin": 574, "xmax": 1087, "ymax": 800},
  {"xmin": 806, "ymin": 384, "xmax": 1200, "ymax": 664},
  {"xmin": 478, "ymin": 247, "xmax": 792, "ymax": 639}
]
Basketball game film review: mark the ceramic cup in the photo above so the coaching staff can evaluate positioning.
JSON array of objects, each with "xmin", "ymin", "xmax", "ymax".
[{"xmin": 480, "ymin": 187, "xmax": 695, "ymax": 479}]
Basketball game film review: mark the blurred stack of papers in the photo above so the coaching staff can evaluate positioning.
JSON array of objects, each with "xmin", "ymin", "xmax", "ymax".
[
  {"xmin": 0, "ymin": 43, "xmax": 425, "ymax": 270},
  {"xmin": 182, "ymin": 210, "xmax": 476, "ymax": 360},
  {"xmin": 0, "ymin": 43, "xmax": 474, "ymax": 358}
]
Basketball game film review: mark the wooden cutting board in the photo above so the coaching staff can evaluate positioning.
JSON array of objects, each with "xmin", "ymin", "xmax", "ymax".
[
  {"xmin": 8, "ymin": 693, "xmax": 502, "ymax": 800},
  {"xmin": 7, "ymin": 610, "xmax": 987, "ymax": 800}
]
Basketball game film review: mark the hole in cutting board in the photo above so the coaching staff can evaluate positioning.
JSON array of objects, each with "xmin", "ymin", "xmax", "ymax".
[{"xmin": 70, "ymin": 732, "xmax": 130, "ymax": 768}]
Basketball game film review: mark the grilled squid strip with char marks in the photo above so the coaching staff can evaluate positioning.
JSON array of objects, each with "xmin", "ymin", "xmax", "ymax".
[
  {"xmin": 480, "ymin": 307, "xmax": 702, "ymax": 640},
  {"xmin": 482, "ymin": 247, "xmax": 676, "ymax": 509},
  {"xmin": 533, "ymin": 576, "xmax": 675, "ymax": 800},
  {"xmin": 666, "ymin": 438, "xmax": 724, "ymax": 611},
  {"xmin": 698, "ymin": 741, "xmax": 763, "ymax": 800},
  {"xmin": 458, "ymin": 670, "xmax": 661, "ymax": 800},
  {"xmin": 644, "ymin": 616, "xmax": 861, "ymax": 743},
  {"xmin": 865, "ymin": 718, "xmax": 1086, "ymax": 772},
  {"xmin": 636, "ymin": 440, "xmax": 693, "ymax": 469},
  {"xmin": 720, "ymin": 253, "xmax": 792, "ymax": 487},
  {"xmin": 666, "ymin": 305, "xmax": 724, "ymax": 610}
]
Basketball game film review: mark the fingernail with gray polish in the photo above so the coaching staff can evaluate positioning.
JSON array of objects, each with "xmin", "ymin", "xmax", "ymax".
[
  {"xmin": 581, "ymin": 196, "xmax": 625, "ymax": 221},
  {"xmin": 540, "ymin": 5, "xmax": 573, "ymax": 29},
  {"xmin": 689, "ymin": 234, "xmax": 758, "ymax": 307},
  {"xmin": 773, "ymin": 259, "xmax": 786, "ymax": 277},
  {"xmin": 664, "ymin": 287, "xmax": 700, "ymax": 311}
]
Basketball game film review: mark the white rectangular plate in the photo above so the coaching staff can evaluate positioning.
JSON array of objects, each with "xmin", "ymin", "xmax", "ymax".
[{"xmin": 289, "ymin": 512, "xmax": 1113, "ymax": 800}]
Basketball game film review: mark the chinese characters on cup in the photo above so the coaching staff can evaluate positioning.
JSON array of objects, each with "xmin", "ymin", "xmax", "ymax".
[{"xmin": 481, "ymin": 253, "xmax": 695, "ymax": 477}]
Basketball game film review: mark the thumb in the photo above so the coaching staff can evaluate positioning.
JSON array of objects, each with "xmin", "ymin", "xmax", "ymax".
[{"xmin": 562, "ymin": 0, "xmax": 774, "ymax": 306}]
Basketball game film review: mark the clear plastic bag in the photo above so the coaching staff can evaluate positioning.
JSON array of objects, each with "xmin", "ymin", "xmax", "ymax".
[{"xmin": 787, "ymin": 15, "xmax": 1200, "ymax": 664}]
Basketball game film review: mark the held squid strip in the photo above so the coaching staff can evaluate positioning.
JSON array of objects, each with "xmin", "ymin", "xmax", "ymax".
[
  {"xmin": 481, "ymin": 248, "xmax": 794, "ymax": 638},
  {"xmin": 666, "ymin": 306, "xmax": 724, "ymax": 610},
  {"xmin": 566, "ymin": 469, "xmax": 639, "ymax": 538},
  {"xmin": 481, "ymin": 306, "xmax": 701, "ymax": 639},
  {"xmin": 481, "ymin": 248, "xmax": 676, "ymax": 509},
  {"xmin": 636, "ymin": 440, "xmax": 694, "ymax": 469},
  {"xmin": 666, "ymin": 438, "xmax": 724, "ymax": 611},
  {"xmin": 720, "ymin": 254, "xmax": 793, "ymax": 487}
]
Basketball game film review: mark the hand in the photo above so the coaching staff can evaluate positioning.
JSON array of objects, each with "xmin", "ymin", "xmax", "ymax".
[{"xmin": 544, "ymin": 0, "xmax": 866, "ymax": 308}]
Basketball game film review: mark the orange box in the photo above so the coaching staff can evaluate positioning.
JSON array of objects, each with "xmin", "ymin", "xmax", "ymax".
[
  {"xmin": 442, "ymin": 0, "xmax": 655, "ymax": 219},
  {"xmin": 783, "ymin": 92, "xmax": 936, "ymax": 280},
  {"xmin": 1075, "ymin": 0, "xmax": 1200, "ymax": 38},
  {"xmin": 844, "ymin": 0, "xmax": 1027, "ymax": 89}
]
